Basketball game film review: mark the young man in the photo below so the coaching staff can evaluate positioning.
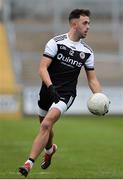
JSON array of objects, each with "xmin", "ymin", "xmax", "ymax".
[{"xmin": 19, "ymin": 9, "xmax": 102, "ymax": 177}]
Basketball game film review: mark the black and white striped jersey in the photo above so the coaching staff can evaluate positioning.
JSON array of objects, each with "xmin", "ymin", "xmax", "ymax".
[{"xmin": 43, "ymin": 33, "xmax": 94, "ymax": 96}]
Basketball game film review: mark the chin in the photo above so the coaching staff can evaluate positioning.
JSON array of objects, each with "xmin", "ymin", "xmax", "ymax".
[{"xmin": 81, "ymin": 35, "xmax": 86, "ymax": 39}]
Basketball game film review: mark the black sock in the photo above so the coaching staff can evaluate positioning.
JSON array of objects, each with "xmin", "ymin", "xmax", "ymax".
[
  {"xmin": 46, "ymin": 145, "xmax": 52, "ymax": 150},
  {"xmin": 29, "ymin": 158, "xmax": 35, "ymax": 163}
]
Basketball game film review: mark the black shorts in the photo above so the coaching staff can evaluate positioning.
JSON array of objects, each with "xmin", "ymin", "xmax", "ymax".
[{"xmin": 38, "ymin": 84, "xmax": 75, "ymax": 116}]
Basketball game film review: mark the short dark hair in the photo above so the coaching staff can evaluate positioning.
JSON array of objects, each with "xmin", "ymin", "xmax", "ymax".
[{"xmin": 69, "ymin": 9, "xmax": 91, "ymax": 22}]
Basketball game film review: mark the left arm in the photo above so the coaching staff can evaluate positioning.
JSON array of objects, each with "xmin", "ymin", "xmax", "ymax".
[{"xmin": 85, "ymin": 70, "xmax": 102, "ymax": 93}]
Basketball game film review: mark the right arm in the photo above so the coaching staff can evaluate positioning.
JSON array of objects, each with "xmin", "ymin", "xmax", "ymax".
[
  {"xmin": 38, "ymin": 38, "xmax": 60, "ymax": 103},
  {"xmin": 39, "ymin": 56, "xmax": 60, "ymax": 103},
  {"xmin": 38, "ymin": 56, "xmax": 52, "ymax": 88},
  {"xmin": 39, "ymin": 38, "xmax": 57, "ymax": 88}
]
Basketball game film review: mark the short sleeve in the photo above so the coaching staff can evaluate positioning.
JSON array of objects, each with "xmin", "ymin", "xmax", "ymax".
[
  {"xmin": 84, "ymin": 52, "xmax": 94, "ymax": 70},
  {"xmin": 43, "ymin": 39, "xmax": 58, "ymax": 58}
]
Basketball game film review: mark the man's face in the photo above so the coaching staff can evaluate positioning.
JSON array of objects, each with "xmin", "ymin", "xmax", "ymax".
[{"xmin": 76, "ymin": 15, "xmax": 90, "ymax": 39}]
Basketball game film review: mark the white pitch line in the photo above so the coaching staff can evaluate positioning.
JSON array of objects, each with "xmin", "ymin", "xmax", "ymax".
[{"xmin": 30, "ymin": 172, "xmax": 51, "ymax": 175}]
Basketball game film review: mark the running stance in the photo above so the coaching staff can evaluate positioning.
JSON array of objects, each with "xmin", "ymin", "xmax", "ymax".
[{"xmin": 19, "ymin": 8, "xmax": 102, "ymax": 177}]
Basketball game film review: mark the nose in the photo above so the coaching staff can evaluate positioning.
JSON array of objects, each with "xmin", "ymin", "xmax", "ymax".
[{"xmin": 87, "ymin": 24, "xmax": 90, "ymax": 30}]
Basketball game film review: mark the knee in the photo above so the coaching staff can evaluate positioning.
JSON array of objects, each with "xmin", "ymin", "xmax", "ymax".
[{"xmin": 40, "ymin": 121, "xmax": 52, "ymax": 132}]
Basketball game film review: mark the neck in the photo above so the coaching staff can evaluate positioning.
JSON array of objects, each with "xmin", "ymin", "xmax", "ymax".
[{"xmin": 68, "ymin": 30, "xmax": 80, "ymax": 42}]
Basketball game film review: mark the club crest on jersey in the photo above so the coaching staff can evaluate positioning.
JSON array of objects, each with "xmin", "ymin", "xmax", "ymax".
[{"xmin": 80, "ymin": 52, "xmax": 85, "ymax": 59}]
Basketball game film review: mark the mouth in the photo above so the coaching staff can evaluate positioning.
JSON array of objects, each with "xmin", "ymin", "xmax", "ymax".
[{"xmin": 83, "ymin": 31, "xmax": 88, "ymax": 37}]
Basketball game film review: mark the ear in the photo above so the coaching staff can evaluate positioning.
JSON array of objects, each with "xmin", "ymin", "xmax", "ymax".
[{"xmin": 72, "ymin": 19, "xmax": 77, "ymax": 29}]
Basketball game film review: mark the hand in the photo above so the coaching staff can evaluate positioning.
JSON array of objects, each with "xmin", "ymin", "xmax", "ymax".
[{"xmin": 48, "ymin": 85, "xmax": 60, "ymax": 103}]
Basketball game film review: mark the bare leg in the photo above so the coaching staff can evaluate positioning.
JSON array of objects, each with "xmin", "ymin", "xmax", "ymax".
[
  {"xmin": 18, "ymin": 109, "xmax": 60, "ymax": 177},
  {"xmin": 39, "ymin": 116, "xmax": 54, "ymax": 150},
  {"xmin": 29, "ymin": 108, "xmax": 61, "ymax": 160}
]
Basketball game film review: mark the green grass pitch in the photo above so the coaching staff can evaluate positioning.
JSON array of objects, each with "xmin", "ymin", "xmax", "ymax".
[{"xmin": 0, "ymin": 115, "xmax": 123, "ymax": 179}]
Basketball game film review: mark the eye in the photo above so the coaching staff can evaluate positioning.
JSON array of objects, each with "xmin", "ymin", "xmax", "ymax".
[
  {"xmin": 83, "ymin": 21, "xmax": 88, "ymax": 25},
  {"xmin": 83, "ymin": 21, "xmax": 90, "ymax": 25}
]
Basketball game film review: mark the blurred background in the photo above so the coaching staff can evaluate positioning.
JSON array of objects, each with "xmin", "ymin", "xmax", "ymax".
[
  {"xmin": 0, "ymin": 0, "xmax": 123, "ymax": 118},
  {"xmin": 0, "ymin": 1, "xmax": 123, "ymax": 179}
]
